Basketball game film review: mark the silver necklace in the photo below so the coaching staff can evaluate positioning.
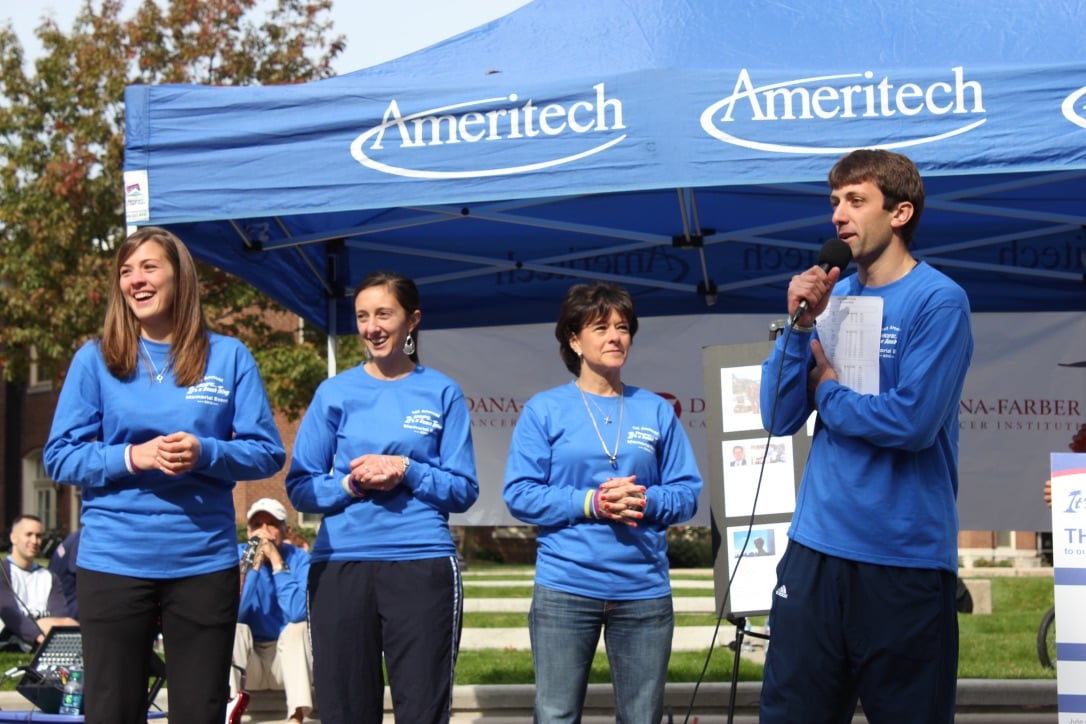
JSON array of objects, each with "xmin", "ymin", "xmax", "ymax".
[
  {"xmin": 584, "ymin": 393, "xmax": 618, "ymax": 424},
  {"xmin": 140, "ymin": 339, "xmax": 173, "ymax": 383},
  {"xmin": 578, "ymin": 382, "xmax": 623, "ymax": 469}
]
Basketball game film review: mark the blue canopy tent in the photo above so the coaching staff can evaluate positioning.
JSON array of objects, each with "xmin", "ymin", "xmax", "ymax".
[{"xmin": 122, "ymin": 0, "xmax": 1086, "ymax": 339}]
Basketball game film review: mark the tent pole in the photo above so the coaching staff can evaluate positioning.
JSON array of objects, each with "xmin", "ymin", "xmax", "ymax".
[{"xmin": 327, "ymin": 297, "xmax": 337, "ymax": 378}]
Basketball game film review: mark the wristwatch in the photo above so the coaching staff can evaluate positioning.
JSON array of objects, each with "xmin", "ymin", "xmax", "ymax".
[{"xmin": 401, "ymin": 455, "xmax": 411, "ymax": 474}]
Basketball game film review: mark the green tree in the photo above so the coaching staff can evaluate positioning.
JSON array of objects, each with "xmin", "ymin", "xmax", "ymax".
[{"xmin": 0, "ymin": 0, "xmax": 350, "ymax": 417}]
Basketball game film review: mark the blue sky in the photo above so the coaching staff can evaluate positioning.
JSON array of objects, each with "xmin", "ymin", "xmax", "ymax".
[{"xmin": 4, "ymin": 0, "xmax": 531, "ymax": 73}]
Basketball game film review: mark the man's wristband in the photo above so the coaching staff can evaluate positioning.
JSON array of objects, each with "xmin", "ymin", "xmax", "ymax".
[{"xmin": 792, "ymin": 321, "xmax": 815, "ymax": 333}]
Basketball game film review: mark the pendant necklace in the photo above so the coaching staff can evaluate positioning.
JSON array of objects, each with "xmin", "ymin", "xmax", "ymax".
[
  {"xmin": 140, "ymin": 339, "xmax": 173, "ymax": 383},
  {"xmin": 578, "ymin": 381, "xmax": 624, "ymax": 469},
  {"xmin": 585, "ymin": 393, "xmax": 618, "ymax": 424}
]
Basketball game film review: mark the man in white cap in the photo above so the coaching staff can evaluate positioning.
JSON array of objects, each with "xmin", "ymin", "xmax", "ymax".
[{"xmin": 228, "ymin": 498, "xmax": 312, "ymax": 723}]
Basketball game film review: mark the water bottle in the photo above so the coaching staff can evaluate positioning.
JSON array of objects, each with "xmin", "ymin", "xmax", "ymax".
[{"xmin": 59, "ymin": 667, "xmax": 84, "ymax": 715}]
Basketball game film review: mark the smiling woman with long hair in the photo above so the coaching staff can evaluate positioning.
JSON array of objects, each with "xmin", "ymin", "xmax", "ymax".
[{"xmin": 44, "ymin": 227, "xmax": 285, "ymax": 724}]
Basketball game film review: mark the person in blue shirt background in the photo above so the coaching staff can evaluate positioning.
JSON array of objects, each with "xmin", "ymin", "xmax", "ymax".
[
  {"xmin": 758, "ymin": 150, "xmax": 973, "ymax": 724},
  {"xmin": 287, "ymin": 271, "xmax": 478, "ymax": 724},
  {"xmin": 229, "ymin": 498, "xmax": 312, "ymax": 724},
  {"xmin": 44, "ymin": 227, "xmax": 285, "ymax": 724},
  {"xmin": 503, "ymin": 281, "xmax": 703, "ymax": 724}
]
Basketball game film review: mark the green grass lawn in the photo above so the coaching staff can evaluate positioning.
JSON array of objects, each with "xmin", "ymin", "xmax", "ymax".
[
  {"xmin": 455, "ymin": 573, "xmax": 1057, "ymax": 685},
  {"xmin": 2, "ymin": 572, "xmax": 1053, "ymax": 690},
  {"xmin": 454, "ymin": 647, "xmax": 766, "ymax": 685}
]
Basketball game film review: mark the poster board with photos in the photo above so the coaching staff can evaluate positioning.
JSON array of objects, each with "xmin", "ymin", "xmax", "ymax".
[{"xmin": 703, "ymin": 340, "xmax": 810, "ymax": 619}]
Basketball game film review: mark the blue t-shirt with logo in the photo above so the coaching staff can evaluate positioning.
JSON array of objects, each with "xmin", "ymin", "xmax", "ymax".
[
  {"xmin": 761, "ymin": 261, "xmax": 973, "ymax": 573},
  {"xmin": 44, "ymin": 334, "xmax": 285, "ymax": 578},
  {"xmin": 286, "ymin": 364, "xmax": 478, "ymax": 562},
  {"xmin": 503, "ymin": 381, "xmax": 703, "ymax": 600}
]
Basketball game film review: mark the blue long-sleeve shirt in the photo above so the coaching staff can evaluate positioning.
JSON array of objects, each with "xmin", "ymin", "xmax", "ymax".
[
  {"xmin": 504, "ymin": 381, "xmax": 702, "ymax": 600},
  {"xmin": 44, "ymin": 335, "xmax": 285, "ymax": 578},
  {"xmin": 238, "ymin": 543, "xmax": 310, "ymax": 642},
  {"xmin": 287, "ymin": 364, "xmax": 478, "ymax": 563},
  {"xmin": 761, "ymin": 262, "xmax": 973, "ymax": 572}
]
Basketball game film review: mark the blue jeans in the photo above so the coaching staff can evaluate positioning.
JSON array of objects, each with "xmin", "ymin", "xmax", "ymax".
[{"xmin": 528, "ymin": 584, "xmax": 673, "ymax": 724}]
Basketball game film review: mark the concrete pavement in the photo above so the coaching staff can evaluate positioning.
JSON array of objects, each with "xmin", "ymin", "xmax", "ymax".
[{"xmin": 0, "ymin": 680, "xmax": 1054, "ymax": 723}]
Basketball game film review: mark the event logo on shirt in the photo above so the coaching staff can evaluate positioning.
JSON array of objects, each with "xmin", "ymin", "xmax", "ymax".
[
  {"xmin": 626, "ymin": 425, "xmax": 660, "ymax": 454},
  {"xmin": 1062, "ymin": 86, "xmax": 1086, "ymax": 129},
  {"xmin": 186, "ymin": 376, "xmax": 232, "ymax": 406},
  {"xmin": 880, "ymin": 324, "xmax": 900, "ymax": 360},
  {"xmin": 403, "ymin": 409, "xmax": 444, "ymax": 435},
  {"xmin": 701, "ymin": 67, "xmax": 986, "ymax": 153},
  {"xmin": 351, "ymin": 83, "xmax": 626, "ymax": 179}
]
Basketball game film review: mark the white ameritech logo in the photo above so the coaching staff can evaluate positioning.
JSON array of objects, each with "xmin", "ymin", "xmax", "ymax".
[
  {"xmin": 701, "ymin": 66, "xmax": 986, "ymax": 154},
  {"xmin": 1062, "ymin": 86, "xmax": 1086, "ymax": 129},
  {"xmin": 351, "ymin": 83, "xmax": 626, "ymax": 179}
]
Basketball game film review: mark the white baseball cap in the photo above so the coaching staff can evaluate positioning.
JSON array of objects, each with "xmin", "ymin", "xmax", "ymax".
[{"xmin": 246, "ymin": 498, "xmax": 288, "ymax": 523}]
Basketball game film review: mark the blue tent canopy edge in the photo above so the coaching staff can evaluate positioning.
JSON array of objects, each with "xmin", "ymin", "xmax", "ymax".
[{"xmin": 122, "ymin": 0, "xmax": 1086, "ymax": 335}]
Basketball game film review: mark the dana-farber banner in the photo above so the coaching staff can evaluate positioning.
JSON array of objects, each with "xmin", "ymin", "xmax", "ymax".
[{"xmin": 427, "ymin": 312, "xmax": 1086, "ymax": 531}]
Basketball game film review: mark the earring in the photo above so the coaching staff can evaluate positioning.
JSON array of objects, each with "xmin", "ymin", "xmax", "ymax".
[{"xmin": 403, "ymin": 333, "xmax": 416, "ymax": 356}]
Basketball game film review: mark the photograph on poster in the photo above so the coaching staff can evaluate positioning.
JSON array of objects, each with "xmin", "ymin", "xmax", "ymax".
[
  {"xmin": 731, "ymin": 527, "xmax": 777, "ymax": 557},
  {"xmin": 723, "ymin": 436, "xmax": 796, "ymax": 517},
  {"xmin": 720, "ymin": 365, "xmax": 763, "ymax": 433},
  {"xmin": 724, "ymin": 521, "xmax": 790, "ymax": 614}
]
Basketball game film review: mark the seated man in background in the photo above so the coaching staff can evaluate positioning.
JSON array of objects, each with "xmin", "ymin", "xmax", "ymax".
[
  {"xmin": 230, "ymin": 499, "xmax": 312, "ymax": 724},
  {"xmin": 0, "ymin": 515, "xmax": 78, "ymax": 651}
]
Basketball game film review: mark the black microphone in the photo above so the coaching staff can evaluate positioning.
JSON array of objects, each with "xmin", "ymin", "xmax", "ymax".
[{"xmin": 791, "ymin": 238, "xmax": 853, "ymax": 326}]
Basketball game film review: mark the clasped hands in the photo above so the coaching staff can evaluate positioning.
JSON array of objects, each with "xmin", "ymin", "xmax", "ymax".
[
  {"xmin": 595, "ymin": 476, "xmax": 646, "ymax": 527},
  {"xmin": 249, "ymin": 532, "xmax": 283, "ymax": 572},
  {"xmin": 129, "ymin": 432, "xmax": 201, "ymax": 476},
  {"xmin": 348, "ymin": 453, "xmax": 406, "ymax": 495}
]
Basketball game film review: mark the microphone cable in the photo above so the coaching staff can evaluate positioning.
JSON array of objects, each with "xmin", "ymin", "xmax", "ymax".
[{"xmin": 680, "ymin": 320, "xmax": 801, "ymax": 724}]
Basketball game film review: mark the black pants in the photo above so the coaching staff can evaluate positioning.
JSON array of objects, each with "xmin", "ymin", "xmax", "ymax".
[
  {"xmin": 309, "ymin": 557, "xmax": 463, "ymax": 724},
  {"xmin": 77, "ymin": 566, "xmax": 238, "ymax": 724},
  {"xmin": 759, "ymin": 542, "xmax": 958, "ymax": 723}
]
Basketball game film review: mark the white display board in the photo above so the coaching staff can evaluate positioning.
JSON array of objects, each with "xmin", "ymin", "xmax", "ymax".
[{"xmin": 702, "ymin": 341, "xmax": 807, "ymax": 619}]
